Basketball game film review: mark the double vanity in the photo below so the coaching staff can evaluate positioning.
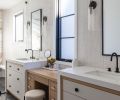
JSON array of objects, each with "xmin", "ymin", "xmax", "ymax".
[
  {"xmin": 6, "ymin": 59, "xmax": 120, "ymax": 100},
  {"xmin": 58, "ymin": 67, "xmax": 120, "ymax": 100}
]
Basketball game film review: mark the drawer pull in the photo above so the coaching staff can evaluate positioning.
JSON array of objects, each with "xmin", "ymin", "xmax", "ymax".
[
  {"xmin": 17, "ymin": 91, "xmax": 20, "ymax": 93},
  {"xmin": 17, "ymin": 68, "xmax": 20, "ymax": 71},
  {"xmin": 9, "ymin": 65, "xmax": 12, "ymax": 67},
  {"xmin": 9, "ymin": 74, "xmax": 12, "ymax": 76},
  {"xmin": 28, "ymin": 77, "xmax": 31, "ymax": 80},
  {"xmin": 17, "ymin": 78, "xmax": 20, "ymax": 80},
  {"xmin": 28, "ymin": 86, "xmax": 31, "ymax": 88},
  {"xmin": 51, "ymin": 99, "xmax": 55, "ymax": 100},
  {"xmin": 51, "ymin": 86, "xmax": 55, "ymax": 90},
  {"xmin": 9, "ymin": 85, "xmax": 11, "ymax": 87},
  {"xmin": 75, "ymin": 88, "xmax": 79, "ymax": 92}
]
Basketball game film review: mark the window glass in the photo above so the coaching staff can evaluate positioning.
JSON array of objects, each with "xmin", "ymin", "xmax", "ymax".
[
  {"xmin": 61, "ymin": 15, "xmax": 75, "ymax": 38},
  {"xmin": 60, "ymin": 0, "xmax": 75, "ymax": 16},
  {"xmin": 61, "ymin": 38, "xmax": 74, "ymax": 59},
  {"xmin": 56, "ymin": 0, "xmax": 76, "ymax": 61}
]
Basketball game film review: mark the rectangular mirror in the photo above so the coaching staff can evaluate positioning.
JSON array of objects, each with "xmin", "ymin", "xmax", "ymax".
[
  {"xmin": 102, "ymin": 0, "xmax": 120, "ymax": 56},
  {"xmin": 31, "ymin": 9, "xmax": 42, "ymax": 51}
]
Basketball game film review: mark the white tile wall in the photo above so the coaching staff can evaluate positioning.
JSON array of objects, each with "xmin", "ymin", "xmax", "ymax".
[
  {"xmin": 77, "ymin": 0, "xmax": 116, "ymax": 69},
  {"xmin": 0, "ymin": 10, "xmax": 3, "ymax": 64}
]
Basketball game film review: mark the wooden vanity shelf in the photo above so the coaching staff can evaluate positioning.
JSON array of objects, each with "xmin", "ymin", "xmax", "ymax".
[{"xmin": 27, "ymin": 69, "xmax": 57, "ymax": 100}]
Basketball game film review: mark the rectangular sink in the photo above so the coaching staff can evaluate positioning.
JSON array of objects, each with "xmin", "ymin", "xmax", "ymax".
[
  {"xmin": 16, "ymin": 58, "xmax": 41, "ymax": 62},
  {"xmin": 16, "ymin": 58, "xmax": 30, "ymax": 61},
  {"xmin": 7, "ymin": 58, "xmax": 47, "ymax": 69},
  {"xmin": 86, "ymin": 70, "xmax": 120, "ymax": 81}
]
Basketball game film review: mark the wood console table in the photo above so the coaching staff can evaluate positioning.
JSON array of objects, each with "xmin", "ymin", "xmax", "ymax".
[{"xmin": 27, "ymin": 69, "xmax": 57, "ymax": 100}]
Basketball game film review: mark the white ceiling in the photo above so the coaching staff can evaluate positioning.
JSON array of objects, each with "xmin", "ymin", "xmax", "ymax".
[{"xmin": 0, "ymin": 0, "xmax": 23, "ymax": 9}]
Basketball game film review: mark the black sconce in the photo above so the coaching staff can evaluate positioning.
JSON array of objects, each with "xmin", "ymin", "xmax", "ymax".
[
  {"xmin": 27, "ymin": 21, "xmax": 30, "ymax": 29},
  {"xmin": 43, "ymin": 16, "xmax": 47, "ymax": 25},
  {"xmin": 25, "ymin": 1, "xmax": 28, "ymax": 4},
  {"xmin": 25, "ymin": 1, "xmax": 31, "ymax": 29},
  {"xmin": 89, "ymin": 0, "xmax": 97, "ymax": 14}
]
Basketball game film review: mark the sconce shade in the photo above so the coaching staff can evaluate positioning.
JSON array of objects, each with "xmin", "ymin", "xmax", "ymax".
[
  {"xmin": 89, "ymin": 0, "xmax": 97, "ymax": 9},
  {"xmin": 43, "ymin": 16, "xmax": 47, "ymax": 25}
]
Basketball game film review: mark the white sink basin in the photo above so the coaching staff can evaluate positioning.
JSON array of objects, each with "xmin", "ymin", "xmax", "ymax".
[
  {"xmin": 16, "ymin": 58, "xmax": 43, "ymax": 63},
  {"xmin": 8, "ymin": 58, "xmax": 47, "ymax": 68},
  {"xmin": 86, "ymin": 70, "xmax": 120, "ymax": 81},
  {"xmin": 16, "ymin": 58, "xmax": 30, "ymax": 61}
]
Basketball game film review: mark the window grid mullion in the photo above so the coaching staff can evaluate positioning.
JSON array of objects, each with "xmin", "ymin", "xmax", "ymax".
[
  {"xmin": 56, "ymin": 0, "xmax": 75, "ymax": 62},
  {"xmin": 60, "ymin": 14, "xmax": 75, "ymax": 18}
]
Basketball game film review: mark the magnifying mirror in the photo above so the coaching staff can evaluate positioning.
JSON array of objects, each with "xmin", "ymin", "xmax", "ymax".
[
  {"xmin": 44, "ymin": 50, "xmax": 51, "ymax": 67},
  {"xmin": 44, "ymin": 50, "xmax": 51, "ymax": 58}
]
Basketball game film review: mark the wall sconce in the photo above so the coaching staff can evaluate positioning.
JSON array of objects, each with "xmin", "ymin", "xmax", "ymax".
[
  {"xmin": 25, "ymin": 0, "xmax": 31, "ymax": 29},
  {"xmin": 27, "ymin": 21, "xmax": 30, "ymax": 29},
  {"xmin": 89, "ymin": 0, "xmax": 97, "ymax": 14},
  {"xmin": 25, "ymin": 1, "xmax": 28, "ymax": 4},
  {"xmin": 43, "ymin": 16, "xmax": 47, "ymax": 25},
  {"xmin": 25, "ymin": 0, "xmax": 31, "ymax": 4}
]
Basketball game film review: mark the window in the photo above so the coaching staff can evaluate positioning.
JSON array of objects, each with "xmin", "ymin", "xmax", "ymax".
[
  {"xmin": 56, "ymin": 0, "xmax": 77, "ymax": 62},
  {"xmin": 14, "ymin": 12, "xmax": 24, "ymax": 42}
]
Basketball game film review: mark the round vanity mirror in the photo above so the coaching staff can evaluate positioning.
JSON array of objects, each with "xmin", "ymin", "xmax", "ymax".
[{"xmin": 44, "ymin": 50, "xmax": 51, "ymax": 58}]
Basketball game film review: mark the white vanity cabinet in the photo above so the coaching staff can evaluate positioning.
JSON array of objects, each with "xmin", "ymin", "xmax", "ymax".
[
  {"xmin": 6, "ymin": 61, "xmax": 25, "ymax": 100},
  {"xmin": 6, "ymin": 59, "xmax": 46, "ymax": 100},
  {"xmin": 61, "ymin": 76, "xmax": 120, "ymax": 100}
]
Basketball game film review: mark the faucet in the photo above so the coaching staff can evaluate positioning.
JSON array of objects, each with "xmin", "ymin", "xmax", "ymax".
[
  {"xmin": 25, "ymin": 49, "xmax": 35, "ymax": 59},
  {"xmin": 110, "ymin": 52, "xmax": 120, "ymax": 73}
]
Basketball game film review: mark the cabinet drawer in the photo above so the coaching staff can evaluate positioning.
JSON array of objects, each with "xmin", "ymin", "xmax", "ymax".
[
  {"xmin": 63, "ymin": 92, "xmax": 85, "ymax": 100},
  {"xmin": 63, "ymin": 79, "xmax": 120, "ymax": 100},
  {"xmin": 7, "ymin": 69, "xmax": 25, "ymax": 100},
  {"xmin": 7, "ymin": 80, "xmax": 24, "ymax": 100},
  {"xmin": 7, "ymin": 81, "xmax": 14, "ymax": 95},
  {"xmin": 49, "ymin": 81, "xmax": 57, "ymax": 91},
  {"xmin": 50, "ymin": 97, "xmax": 57, "ymax": 100},
  {"xmin": 7, "ymin": 62, "xmax": 24, "ymax": 74},
  {"xmin": 7, "ymin": 69, "xmax": 25, "ymax": 83},
  {"xmin": 27, "ymin": 73, "xmax": 34, "ymax": 81},
  {"xmin": 50, "ymin": 91, "xmax": 57, "ymax": 100},
  {"xmin": 27, "ymin": 80, "xmax": 35, "ymax": 90},
  {"xmin": 50, "ymin": 90, "xmax": 57, "ymax": 98}
]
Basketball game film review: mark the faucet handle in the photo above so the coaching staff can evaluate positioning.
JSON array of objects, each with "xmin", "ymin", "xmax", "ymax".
[
  {"xmin": 107, "ymin": 68, "xmax": 112, "ymax": 72},
  {"xmin": 115, "ymin": 67, "xmax": 120, "ymax": 73},
  {"xmin": 30, "ymin": 57, "xmax": 35, "ymax": 59}
]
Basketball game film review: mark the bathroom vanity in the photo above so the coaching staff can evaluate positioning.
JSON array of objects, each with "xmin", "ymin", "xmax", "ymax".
[
  {"xmin": 58, "ymin": 67, "xmax": 120, "ymax": 100},
  {"xmin": 6, "ymin": 59, "xmax": 46, "ymax": 100},
  {"xmin": 27, "ymin": 69, "xmax": 57, "ymax": 100}
]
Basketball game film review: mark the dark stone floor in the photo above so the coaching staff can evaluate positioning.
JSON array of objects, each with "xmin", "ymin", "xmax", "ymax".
[{"xmin": 0, "ymin": 77, "xmax": 17, "ymax": 100}]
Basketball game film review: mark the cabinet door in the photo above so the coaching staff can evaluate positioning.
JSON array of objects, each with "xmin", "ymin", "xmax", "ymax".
[{"xmin": 63, "ymin": 92, "xmax": 86, "ymax": 100}]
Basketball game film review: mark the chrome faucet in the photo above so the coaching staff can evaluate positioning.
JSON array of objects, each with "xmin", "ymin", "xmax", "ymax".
[
  {"xmin": 25, "ymin": 49, "xmax": 35, "ymax": 59},
  {"xmin": 110, "ymin": 52, "xmax": 120, "ymax": 73}
]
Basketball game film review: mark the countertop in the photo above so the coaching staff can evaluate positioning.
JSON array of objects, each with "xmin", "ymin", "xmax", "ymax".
[
  {"xmin": 7, "ymin": 59, "xmax": 47, "ymax": 69},
  {"xmin": 58, "ymin": 66, "xmax": 120, "ymax": 92},
  {"xmin": 7, "ymin": 59, "xmax": 46, "ymax": 65}
]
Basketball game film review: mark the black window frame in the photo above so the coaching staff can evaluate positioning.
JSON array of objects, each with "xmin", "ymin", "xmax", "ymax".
[{"xmin": 56, "ymin": 0, "xmax": 75, "ymax": 62}]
